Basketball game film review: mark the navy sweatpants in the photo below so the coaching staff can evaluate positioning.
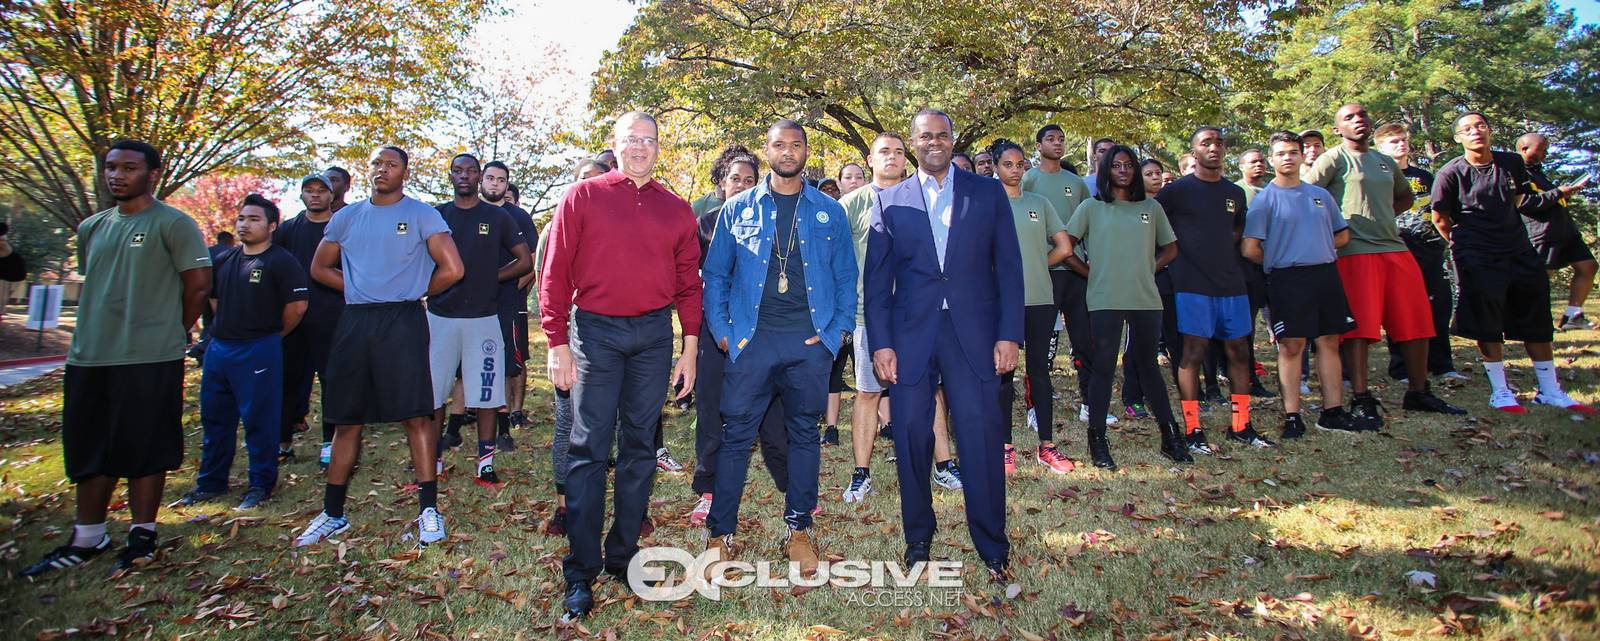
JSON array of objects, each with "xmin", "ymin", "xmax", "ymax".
[{"xmin": 198, "ymin": 334, "xmax": 284, "ymax": 493}]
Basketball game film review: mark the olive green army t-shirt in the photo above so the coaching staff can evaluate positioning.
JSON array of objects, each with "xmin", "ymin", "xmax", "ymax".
[
  {"xmin": 1064, "ymin": 198, "xmax": 1177, "ymax": 312},
  {"xmin": 1022, "ymin": 167, "xmax": 1090, "ymax": 269},
  {"xmin": 1303, "ymin": 145, "xmax": 1410, "ymax": 257},
  {"xmin": 69, "ymin": 201, "xmax": 213, "ymax": 366},
  {"xmin": 839, "ymin": 184, "xmax": 881, "ymax": 327},
  {"xmin": 1007, "ymin": 192, "xmax": 1065, "ymax": 306}
]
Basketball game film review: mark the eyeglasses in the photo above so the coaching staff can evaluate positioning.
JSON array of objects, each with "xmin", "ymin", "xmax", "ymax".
[{"xmin": 618, "ymin": 136, "xmax": 659, "ymax": 148}]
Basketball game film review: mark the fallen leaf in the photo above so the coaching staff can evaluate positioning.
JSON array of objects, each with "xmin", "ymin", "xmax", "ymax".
[{"xmin": 1405, "ymin": 570, "xmax": 1437, "ymax": 587}]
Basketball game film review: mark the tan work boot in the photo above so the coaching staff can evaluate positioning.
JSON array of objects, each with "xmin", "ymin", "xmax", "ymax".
[
  {"xmin": 703, "ymin": 533, "xmax": 739, "ymax": 584},
  {"xmin": 784, "ymin": 527, "xmax": 819, "ymax": 577}
]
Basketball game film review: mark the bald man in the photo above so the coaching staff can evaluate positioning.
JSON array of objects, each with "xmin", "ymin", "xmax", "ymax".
[{"xmin": 1518, "ymin": 133, "xmax": 1597, "ymax": 330}]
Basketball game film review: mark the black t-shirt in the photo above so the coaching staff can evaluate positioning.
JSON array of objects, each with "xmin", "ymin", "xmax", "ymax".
[
  {"xmin": 1522, "ymin": 163, "xmax": 1576, "ymax": 245},
  {"xmin": 1155, "ymin": 175, "xmax": 1248, "ymax": 297},
  {"xmin": 430, "ymin": 202, "xmax": 526, "ymax": 318},
  {"xmin": 1432, "ymin": 151, "xmax": 1542, "ymax": 259},
  {"xmin": 497, "ymin": 202, "xmax": 539, "ymax": 312},
  {"xmin": 211, "ymin": 245, "xmax": 309, "ymax": 341},
  {"xmin": 757, "ymin": 190, "xmax": 812, "ymax": 332},
  {"xmin": 271, "ymin": 214, "xmax": 345, "ymax": 326}
]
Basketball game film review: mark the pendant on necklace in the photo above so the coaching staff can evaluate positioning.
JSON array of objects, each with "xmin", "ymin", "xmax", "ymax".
[{"xmin": 778, "ymin": 272, "xmax": 790, "ymax": 293}]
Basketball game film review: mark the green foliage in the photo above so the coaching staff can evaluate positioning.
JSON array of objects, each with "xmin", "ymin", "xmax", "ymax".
[
  {"xmin": 0, "ymin": 0, "xmax": 498, "ymax": 228},
  {"xmin": 0, "ymin": 194, "xmax": 73, "ymax": 276},
  {"xmin": 592, "ymin": 0, "xmax": 1278, "ymax": 163},
  {"xmin": 1263, "ymin": 0, "xmax": 1598, "ymax": 166}
]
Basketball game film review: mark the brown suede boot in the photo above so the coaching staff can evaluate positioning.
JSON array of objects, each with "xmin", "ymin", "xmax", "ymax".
[
  {"xmin": 703, "ymin": 533, "xmax": 739, "ymax": 584},
  {"xmin": 784, "ymin": 528, "xmax": 819, "ymax": 577}
]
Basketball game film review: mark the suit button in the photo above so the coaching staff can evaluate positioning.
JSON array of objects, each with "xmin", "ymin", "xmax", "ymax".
[{"xmin": 942, "ymin": 277, "xmax": 949, "ymax": 282}]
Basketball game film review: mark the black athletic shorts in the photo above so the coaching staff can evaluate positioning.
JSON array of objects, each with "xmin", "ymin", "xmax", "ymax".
[
  {"xmin": 1534, "ymin": 235, "xmax": 1596, "ymax": 271},
  {"xmin": 324, "ymin": 301, "xmax": 434, "ymax": 425},
  {"xmin": 1452, "ymin": 250, "xmax": 1554, "ymax": 344},
  {"xmin": 62, "ymin": 359, "xmax": 185, "ymax": 482},
  {"xmin": 1265, "ymin": 263, "xmax": 1357, "ymax": 340},
  {"xmin": 499, "ymin": 309, "xmax": 529, "ymax": 378}
]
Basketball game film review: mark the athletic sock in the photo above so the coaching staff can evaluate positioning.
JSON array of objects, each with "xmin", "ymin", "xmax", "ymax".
[
  {"xmin": 446, "ymin": 414, "xmax": 465, "ymax": 437},
  {"xmin": 72, "ymin": 523, "xmax": 107, "ymax": 548},
  {"xmin": 129, "ymin": 522, "xmax": 155, "ymax": 534},
  {"xmin": 477, "ymin": 440, "xmax": 495, "ymax": 475},
  {"xmin": 324, "ymin": 483, "xmax": 348, "ymax": 519},
  {"xmin": 1484, "ymin": 361, "xmax": 1508, "ymax": 393},
  {"xmin": 496, "ymin": 412, "xmax": 511, "ymax": 435},
  {"xmin": 854, "ymin": 467, "xmax": 869, "ymax": 476},
  {"xmin": 1533, "ymin": 360, "xmax": 1562, "ymax": 394},
  {"xmin": 417, "ymin": 481, "xmax": 438, "ymax": 511},
  {"xmin": 1567, "ymin": 306, "xmax": 1583, "ymax": 318},
  {"xmin": 935, "ymin": 460, "xmax": 951, "ymax": 473},
  {"xmin": 1230, "ymin": 394, "xmax": 1251, "ymax": 432},
  {"xmin": 1181, "ymin": 400, "xmax": 1201, "ymax": 434}
]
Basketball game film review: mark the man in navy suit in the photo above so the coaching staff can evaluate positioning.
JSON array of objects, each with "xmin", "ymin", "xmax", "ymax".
[{"xmin": 864, "ymin": 109, "xmax": 1025, "ymax": 582}]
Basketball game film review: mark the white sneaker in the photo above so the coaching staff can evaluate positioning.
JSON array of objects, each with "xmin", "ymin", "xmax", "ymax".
[
  {"xmin": 656, "ymin": 447, "xmax": 683, "ymax": 472},
  {"xmin": 689, "ymin": 493, "xmax": 712, "ymax": 525},
  {"xmin": 417, "ymin": 507, "xmax": 447, "ymax": 546},
  {"xmin": 1442, "ymin": 371, "xmax": 1468, "ymax": 380},
  {"xmin": 1533, "ymin": 389, "xmax": 1599, "ymax": 415},
  {"xmin": 842, "ymin": 469, "xmax": 872, "ymax": 502},
  {"xmin": 1300, "ymin": 380, "xmax": 1311, "ymax": 395},
  {"xmin": 1026, "ymin": 407, "xmax": 1038, "ymax": 433},
  {"xmin": 932, "ymin": 462, "xmax": 963, "ymax": 490},
  {"xmin": 1489, "ymin": 388, "xmax": 1526, "ymax": 414},
  {"xmin": 1078, "ymin": 405, "xmax": 1119, "ymax": 425},
  {"xmin": 294, "ymin": 511, "xmax": 350, "ymax": 547}
]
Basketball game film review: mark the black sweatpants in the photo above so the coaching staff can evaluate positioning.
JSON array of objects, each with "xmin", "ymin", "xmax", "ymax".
[
  {"xmin": 1089, "ymin": 310, "xmax": 1174, "ymax": 431},
  {"xmin": 1050, "ymin": 270, "xmax": 1094, "ymax": 399},
  {"xmin": 1002, "ymin": 305, "xmax": 1058, "ymax": 443},
  {"xmin": 281, "ymin": 321, "xmax": 336, "ymax": 444},
  {"xmin": 1121, "ymin": 293, "xmax": 1180, "ymax": 407}
]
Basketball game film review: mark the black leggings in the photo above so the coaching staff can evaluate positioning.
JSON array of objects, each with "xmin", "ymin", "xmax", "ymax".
[
  {"xmin": 1002, "ymin": 305, "xmax": 1058, "ymax": 443},
  {"xmin": 1089, "ymin": 310, "xmax": 1174, "ymax": 430}
]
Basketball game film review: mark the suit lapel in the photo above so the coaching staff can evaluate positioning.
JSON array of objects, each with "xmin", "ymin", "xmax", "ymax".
[
  {"xmin": 903, "ymin": 177, "xmax": 943, "ymax": 272},
  {"xmin": 946, "ymin": 171, "xmax": 973, "ymax": 272}
]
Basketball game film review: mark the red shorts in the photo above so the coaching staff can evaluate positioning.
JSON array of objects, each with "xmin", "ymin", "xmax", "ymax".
[{"xmin": 1335, "ymin": 251, "xmax": 1436, "ymax": 342}]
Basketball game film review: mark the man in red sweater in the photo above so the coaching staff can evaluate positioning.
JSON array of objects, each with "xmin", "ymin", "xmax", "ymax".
[{"xmin": 540, "ymin": 111, "xmax": 702, "ymax": 620}]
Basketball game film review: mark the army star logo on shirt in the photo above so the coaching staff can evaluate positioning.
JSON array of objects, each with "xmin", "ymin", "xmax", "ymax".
[
  {"xmin": 1140, "ymin": 212, "xmax": 1150, "ymax": 223},
  {"xmin": 1313, "ymin": 198, "xmax": 1325, "ymax": 208},
  {"xmin": 396, "ymin": 222, "xmax": 409, "ymax": 234},
  {"xmin": 1379, "ymin": 163, "xmax": 1391, "ymax": 172},
  {"xmin": 1225, "ymin": 198, "xmax": 1237, "ymax": 211},
  {"xmin": 129, "ymin": 232, "xmax": 146, "ymax": 247},
  {"xmin": 478, "ymin": 222, "xmax": 490, "ymax": 235},
  {"xmin": 249, "ymin": 268, "xmax": 262, "ymax": 283},
  {"xmin": 1063, "ymin": 186, "xmax": 1074, "ymax": 198},
  {"xmin": 1028, "ymin": 210, "xmax": 1040, "ymax": 221}
]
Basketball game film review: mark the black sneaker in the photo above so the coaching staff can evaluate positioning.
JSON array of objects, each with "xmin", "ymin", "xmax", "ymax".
[
  {"xmin": 1316, "ymin": 407, "xmax": 1361, "ymax": 432},
  {"xmin": 277, "ymin": 448, "xmax": 296, "ymax": 463},
  {"xmin": 496, "ymin": 430, "xmax": 515, "ymax": 452},
  {"xmin": 18, "ymin": 535, "xmax": 111, "ymax": 578},
  {"xmin": 878, "ymin": 423, "xmax": 894, "ymax": 441},
  {"xmin": 1402, "ymin": 389, "xmax": 1467, "ymax": 415},
  {"xmin": 477, "ymin": 466, "xmax": 503, "ymax": 489},
  {"xmin": 509, "ymin": 410, "xmax": 528, "ymax": 429},
  {"xmin": 113, "ymin": 528, "xmax": 158, "ymax": 576},
  {"xmin": 439, "ymin": 431, "xmax": 463, "ymax": 450},
  {"xmin": 822, "ymin": 426, "xmax": 839, "ymax": 446},
  {"xmin": 1281, "ymin": 414, "xmax": 1306, "ymax": 440},
  {"xmin": 1350, "ymin": 393, "xmax": 1385, "ymax": 431},
  {"xmin": 171, "ymin": 487, "xmax": 227, "ymax": 507},
  {"xmin": 1250, "ymin": 381, "xmax": 1278, "ymax": 398},
  {"xmin": 236, "ymin": 486, "xmax": 270, "ymax": 510},
  {"xmin": 1186, "ymin": 429, "xmax": 1215, "ymax": 456},
  {"xmin": 1205, "ymin": 387, "xmax": 1227, "ymax": 406},
  {"xmin": 1225, "ymin": 424, "xmax": 1276, "ymax": 448}
]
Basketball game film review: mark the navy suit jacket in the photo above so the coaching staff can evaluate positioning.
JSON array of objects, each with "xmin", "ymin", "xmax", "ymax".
[{"xmin": 863, "ymin": 168, "xmax": 1025, "ymax": 386}]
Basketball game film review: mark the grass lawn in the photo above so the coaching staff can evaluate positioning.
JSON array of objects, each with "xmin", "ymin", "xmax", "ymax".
[{"xmin": 2, "ymin": 308, "xmax": 1599, "ymax": 641}]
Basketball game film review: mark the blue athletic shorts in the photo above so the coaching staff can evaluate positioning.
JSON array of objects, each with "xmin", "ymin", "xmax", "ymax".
[{"xmin": 1174, "ymin": 293, "xmax": 1253, "ymax": 340}]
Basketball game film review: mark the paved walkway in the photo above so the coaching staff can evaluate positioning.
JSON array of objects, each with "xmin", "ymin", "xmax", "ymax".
[{"xmin": 0, "ymin": 357, "xmax": 66, "ymax": 388}]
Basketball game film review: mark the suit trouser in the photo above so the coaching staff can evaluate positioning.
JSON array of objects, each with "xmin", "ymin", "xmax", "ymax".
[
  {"xmin": 693, "ymin": 323, "xmax": 790, "ymax": 495},
  {"xmin": 1388, "ymin": 245, "xmax": 1455, "ymax": 378},
  {"xmin": 198, "ymin": 334, "xmax": 283, "ymax": 493},
  {"xmin": 707, "ymin": 330, "xmax": 826, "ymax": 537},
  {"xmin": 563, "ymin": 307, "xmax": 672, "ymax": 584},
  {"xmin": 893, "ymin": 311, "xmax": 1009, "ymax": 562},
  {"xmin": 1050, "ymin": 270, "xmax": 1095, "ymax": 400},
  {"xmin": 281, "ymin": 321, "xmax": 337, "ymax": 444}
]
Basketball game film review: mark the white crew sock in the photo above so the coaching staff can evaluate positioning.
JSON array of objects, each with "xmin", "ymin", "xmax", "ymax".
[
  {"xmin": 1567, "ymin": 306, "xmax": 1584, "ymax": 318},
  {"xmin": 1484, "ymin": 361, "xmax": 1508, "ymax": 393},
  {"xmin": 1533, "ymin": 360, "xmax": 1561, "ymax": 394},
  {"xmin": 72, "ymin": 523, "xmax": 107, "ymax": 548},
  {"xmin": 130, "ymin": 522, "xmax": 155, "ymax": 534}
]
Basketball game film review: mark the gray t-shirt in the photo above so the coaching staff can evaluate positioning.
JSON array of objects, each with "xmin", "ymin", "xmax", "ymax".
[
  {"xmin": 323, "ymin": 196, "xmax": 452, "ymax": 304},
  {"xmin": 1243, "ymin": 182, "xmax": 1348, "ymax": 273}
]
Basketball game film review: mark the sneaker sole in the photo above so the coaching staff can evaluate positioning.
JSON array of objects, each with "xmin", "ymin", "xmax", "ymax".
[
  {"xmin": 476, "ymin": 479, "xmax": 503, "ymax": 489},
  {"xmin": 296, "ymin": 522, "xmax": 351, "ymax": 547},
  {"xmin": 1494, "ymin": 405, "xmax": 1529, "ymax": 414}
]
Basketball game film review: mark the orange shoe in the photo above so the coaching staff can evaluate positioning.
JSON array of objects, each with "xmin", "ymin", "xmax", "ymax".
[{"xmin": 1003, "ymin": 444, "xmax": 1016, "ymax": 476}]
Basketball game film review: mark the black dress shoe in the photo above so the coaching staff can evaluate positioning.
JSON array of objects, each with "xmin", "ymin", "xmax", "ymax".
[
  {"xmin": 562, "ymin": 580, "xmax": 594, "ymax": 620},
  {"xmin": 984, "ymin": 557, "xmax": 1012, "ymax": 584},
  {"xmin": 904, "ymin": 541, "xmax": 931, "ymax": 567}
]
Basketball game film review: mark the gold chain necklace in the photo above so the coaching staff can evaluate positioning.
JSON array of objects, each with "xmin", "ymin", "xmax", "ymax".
[{"xmin": 774, "ymin": 206, "xmax": 799, "ymax": 293}]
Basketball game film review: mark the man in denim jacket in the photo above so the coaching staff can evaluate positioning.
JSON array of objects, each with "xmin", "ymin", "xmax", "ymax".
[{"xmin": 701, "ymin": 119, "xmax": 856, "ymax": 579}]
